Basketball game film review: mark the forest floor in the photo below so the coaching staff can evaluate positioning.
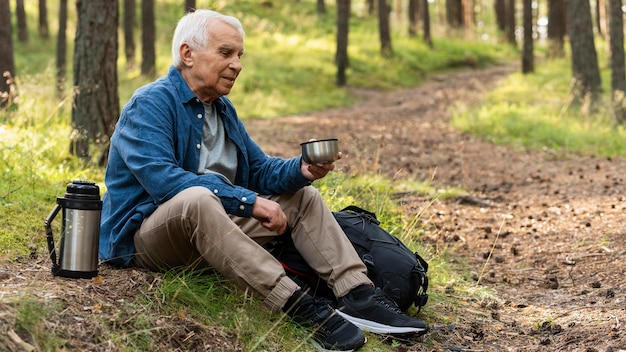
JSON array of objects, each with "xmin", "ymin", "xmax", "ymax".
[
  {"xmin": 1, "ymin": 64, "xmax": 625, "ymax": 352},
  {"xmin": 245, "ymin": 63, "xmax": 626, "ymax": 352}
]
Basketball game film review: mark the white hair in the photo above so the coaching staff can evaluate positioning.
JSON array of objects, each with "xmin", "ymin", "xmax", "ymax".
[{"xmin": 171, "ymin": 9, "xmax": 245, "ymax": 69}]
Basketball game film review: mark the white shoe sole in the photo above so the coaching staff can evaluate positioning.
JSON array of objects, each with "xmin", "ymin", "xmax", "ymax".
[{"xmin": 336, "ymin": 310, "xmax": 427, "ymax": 335}]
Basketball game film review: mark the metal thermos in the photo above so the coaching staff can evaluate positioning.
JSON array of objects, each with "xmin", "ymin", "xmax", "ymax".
[{"xmin": 44, "ymin": 180, "xmax": 102, "ymax": 279}]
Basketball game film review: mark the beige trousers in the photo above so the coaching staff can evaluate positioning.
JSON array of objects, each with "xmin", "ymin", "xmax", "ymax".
[{"xmin": 132, "ymin": 186, "xmax": 371, "ymax": 312}]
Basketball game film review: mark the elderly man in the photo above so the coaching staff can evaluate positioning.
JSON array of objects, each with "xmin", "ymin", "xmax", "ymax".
[{"xmin": 100, "ymin": 9, "xmax": 427, "ymax": 351}]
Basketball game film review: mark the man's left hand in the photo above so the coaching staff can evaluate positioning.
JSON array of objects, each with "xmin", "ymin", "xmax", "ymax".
[{"xmin": 301, "ymin": 152, "xmax": 342, "ymax": 181}]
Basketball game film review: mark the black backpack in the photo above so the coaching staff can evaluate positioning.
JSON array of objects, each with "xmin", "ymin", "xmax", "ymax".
[{"xmin": 271, "ymin": 206, "xmax": 429, "ymax": 312}]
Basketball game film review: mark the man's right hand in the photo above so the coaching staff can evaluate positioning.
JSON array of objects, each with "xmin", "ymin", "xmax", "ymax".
[{"xmin": 251, "ymin": 197, "xmax": 288, "ymax": 235}]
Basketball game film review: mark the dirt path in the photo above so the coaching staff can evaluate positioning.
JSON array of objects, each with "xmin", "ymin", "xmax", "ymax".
[{"xmin": 245, "ymin": 64, "xmax": 626, "ymax": 351}]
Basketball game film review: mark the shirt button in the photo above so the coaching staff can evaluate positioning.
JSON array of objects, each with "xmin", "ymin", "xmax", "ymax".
[
  {"xmin": 213, "ymin": 189, "xmax": 218, "ymax": 194},
  {"xmin": 197, "ymin": 114, "xmax": 202, "ymax": 119},
  {"xmin": 196, "ymin": 98, "xmax": 200, "ymax": 103},
  {"xmin": 241, "ymin": 197, "xmax": 247, "ymax": 202},
  {"xmin": 196, "ymin": 144, "xmax": 201, "ymax": 149},
  {"xmin": 239, "ymin": 205, "xmax": 245, "ymax": 211}
]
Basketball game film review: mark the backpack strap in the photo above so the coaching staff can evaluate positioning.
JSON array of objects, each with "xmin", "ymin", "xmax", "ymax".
[
  {"xmin": 413, "ymin": 253, "xmax": 429, "ymax": 310},
  {"xmin": 339, "ymin": 205, "xmax": 380, "ymax": 225}
]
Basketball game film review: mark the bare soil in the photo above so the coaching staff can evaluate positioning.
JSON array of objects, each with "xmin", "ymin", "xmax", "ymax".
[{"xmin": 2, "ymin": 64, "xmax": 625, "ymax": 351}]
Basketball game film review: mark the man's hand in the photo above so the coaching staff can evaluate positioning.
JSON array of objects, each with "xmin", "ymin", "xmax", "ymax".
[
  {"xmin": 251, "ymin": 197, "xmax": 288, "ymax": 234},
  {"xmin": 301, "ymin": 152, "xmax": 343, "ymax": 181}
]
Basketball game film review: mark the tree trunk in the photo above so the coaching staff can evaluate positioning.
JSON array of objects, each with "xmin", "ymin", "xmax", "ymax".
[
  {"xmin": 16, "ymin": 0, "xmax": 28, "ymax": 42},
  {"xmin": 494, "ymin": 0, "xmax": 506, "ymax": 33},
  {"xmin": 378, "ymin": 0, "xmax": 392, "ymax": 56},
  {"xmin": 566, "ymin": 0, "xmax": 602, "ymax": 114},
  {"xmin": 408, "ymin": 0, "xmax": 418, "ymax": 37},
  {"xmin": 422, "ymin": 0, "xmax": 433, "ymax": 48},
  {"xmin": 462, "ymin": 0, "xmax": 473, "ymax": 28},
  {"xmin": 38, "ymin": 0, "xmax": 49, "ymax": 39},
  {"xmin": 141, "ymin": 0, "xmax": 156, "ymax": 77},
  {"xmin": 56, "ymin": 0, "xmax": 68, "ymax": 99},
  {"xmin": 72, "ymin": 0, "xmax": 119, "ymax": 160},
  {"xmin": 521, "ymin": 0, "xmax": 534, "ymax": 73},
  {"xmin": 595, "ymin": 0, "xmax": 604, "ymax": 38},
  {"xmin": 124, "ymin": 0, "xmax": 136, "ymax": 68},
  {"xmin": 0, "ymin": 0, "xmax": 16, "ymax": 108},
  {"xmin": 336, "ymin": 0, "xmax": 350, "ymax": 86},
  {"xmin": 608, "ymin": 0, "xmax": 625, "ymax": 124},
  {"xmin": 317, "ymin": 0, "xmax": 326, "ymax": 14},
  {"xmin": 185, "ymin": 0, "xmax": 195, "ymax": 12},
  {"xmin": 505, "ymin": 0, "xmax": 516, "ymax": 45},
  {"xmin": 547, "ymin": 0, "xmax": 566, "ymax": 58},
  {"xmin": 446, "ymin": 0, "xmax": 463, "ymax": 27}
]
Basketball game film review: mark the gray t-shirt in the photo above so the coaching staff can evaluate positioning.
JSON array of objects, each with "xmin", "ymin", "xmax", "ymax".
[{"xmin": 197, "ymin": 102, "xmax": 238, "ymax": 184}]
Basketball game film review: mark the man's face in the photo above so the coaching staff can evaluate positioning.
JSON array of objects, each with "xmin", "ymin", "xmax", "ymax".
[{"xmin": 181, "ymin": 20, "xmax": 244, "ymax": 103}]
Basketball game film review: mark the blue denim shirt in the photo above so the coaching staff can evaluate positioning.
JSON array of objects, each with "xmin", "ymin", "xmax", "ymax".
[{"xmin": 100, "ymin": 66, "xmax": 311, "ymax": 267}]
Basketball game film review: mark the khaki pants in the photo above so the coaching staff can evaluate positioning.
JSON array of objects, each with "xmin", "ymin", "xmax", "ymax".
[{"xmin": 132, "ymin": 186, "xmax": 371, "ymax": 312}]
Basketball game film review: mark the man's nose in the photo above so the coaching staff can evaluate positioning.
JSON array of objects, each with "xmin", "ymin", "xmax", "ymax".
[{"xmin": 230, "ymin": 58, "xmax": 243, "ymax": 72}]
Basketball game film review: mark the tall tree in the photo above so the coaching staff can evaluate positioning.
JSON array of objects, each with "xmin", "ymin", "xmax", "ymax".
[
  {"xmin": 566, "ymin": 0, "xmax": 602, "ymax": 113},
  {"xmin": 38, "ymin": 0, "xmax": 49, "ymax": 39},
  {"xmin": 595, "ymin": 0, "xmax": 605, "ymax": 38},
  {"xmin": 505, "ymin": 0, "xmax": 516, "ymax": 45},
  {"xmin": 547, "ymin": 0, "xmax": 566, "ymax": 58},
  {"xmin": 0, "ymin": 0, "xmax": 16, "ymax": 108},
  {"xmin": 123, "ymin": 0, "xmax": 136, "ymax": 68},
  {"xmin": 521, "ymin": 0, "xmax": 534, "ymax": 73},
  {"xmin": 607, "ymin": 0, "xmax": 625, "ymax": 124},
  {"xmin": 378, "ymin": 0, "xmax": 392, "ymax": 56},
  {"xmin": 72, "ymin": 0, "xmax": 119, "ymax": 160},
  {"xmin": 446, "ymin": 0, "xmax": 463, "ymax": 27},
  {"xmin": 317, "ymin": 0, "xmax": 326, "ymax": 14},
  {"xmin": 421, "ymin": 0, "xmax": 432, "ymax": 48},
  {"xmin": 56, "ymin": 0, "xmax": 68, "ymax": 99},
  {"xmin": 408, "ymin": 0, "xmax": 419, "ymax": 37},
  {"xmin": 141, "ymin": 0, "xmax": 156, "ymax": 77},
  {"xmin": 336, "ymin": 0, "xmax": 350, "ymax": 86},
  {"xmin": 16, "ymin": 0, "xmax": 28, "ymax": 42},
  {"xmin": 185, "ymin": 0, "xmax": 195, "ymax": 12},
  {"xmin": 494, "ymin": 0, "xmax": 506, "ymax": 33},
  {"xmin": 462, "ymin": 0, "xmax": 473, "ymax": 28}
]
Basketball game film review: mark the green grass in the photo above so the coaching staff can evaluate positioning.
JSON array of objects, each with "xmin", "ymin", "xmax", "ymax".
[
  {"xmin": 451, "ymin": 57, "xmax": 626, "ymax": 157},
  {"xmin": 3, "ymin": 0, "xmax": 623, "ymax": 351}
]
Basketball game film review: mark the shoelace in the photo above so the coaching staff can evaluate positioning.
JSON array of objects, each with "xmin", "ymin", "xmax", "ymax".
[
  {"xmin": 373, "ymin": 289, "xmax": 403, "ymax": 314},
  {"xmin": 294, "ymin": 296, "xmax": 345, "ymax": 333},
  {"xmin": 311, "ymin": 299, "xmax": 346, "ymax": 333}
]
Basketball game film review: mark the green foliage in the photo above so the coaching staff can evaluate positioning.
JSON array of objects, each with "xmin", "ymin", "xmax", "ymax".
[
  {"xmin": 452, "ymin": 58, "xmax": 626, "ymax": 156},
  {"xmin": 13, "ymin": 298, "xmax": 65, "ymax": 348},
  {"xmin": 152, "ymin": 267, "xmax": 224, "ymax": 317}
]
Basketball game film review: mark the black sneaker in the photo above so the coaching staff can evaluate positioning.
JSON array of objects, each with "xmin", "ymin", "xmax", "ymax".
[
  {"xmin": 284, "ymin": 290, "xmax": 366, "ymax": 351},
  {"xmin": 337, "ymin": 287, "xmax": 428, "ymax": 335}
]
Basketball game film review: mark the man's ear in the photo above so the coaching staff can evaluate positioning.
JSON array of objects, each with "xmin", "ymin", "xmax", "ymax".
[{"xmin": 179, "ymin": 43, "xmax": 193, "ymax": 67}]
